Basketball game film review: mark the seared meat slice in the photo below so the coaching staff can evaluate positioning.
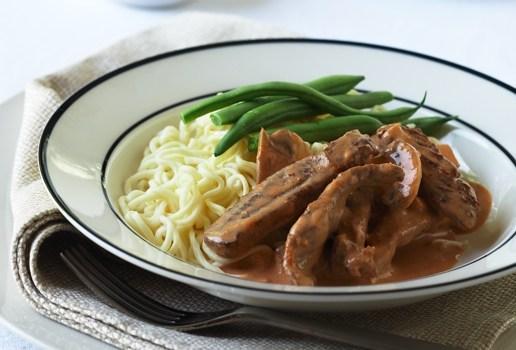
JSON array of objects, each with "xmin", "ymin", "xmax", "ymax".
[
  {"xmin": 376, "ymin": 124, "xmax": 479, "ymax": 230},
  {"xmin": 204, "ymin": 130, "xmax": 378, "ymax": 259},
  {"xmin": 330, "ymin": 192, "xmax": 374, "ymax": 279},
  {"xmin": 331, "ymin": 235, "xmax": 376, "ymax": 280},
  {"xmin": 367, "ymin": 198, "xmax": 434, "ymax": 278},
  {"xmin": 347, "ymin": 192, "xmax": 373, "ymax": 247},
  {"xmin": 332, "ymin": 197, "xmax": 434, "ymax": 282},
  {"xmin": 283, "ymin": 163, "xmax": 404, "ymax": 286},
  {"xmin": 256, "ymin": 129, "xmax": 310, "ymax": 183},
  {"xmin": 328, "ymin": 192, "xmax": 375, "ymax": 280}
]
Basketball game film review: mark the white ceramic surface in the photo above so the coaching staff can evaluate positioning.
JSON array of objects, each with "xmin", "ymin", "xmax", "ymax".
[
  {"xmin": 0, "ymin": 94, "xmax": 114, "ymax": 350},
  {"xmin": 40, "ymin": 40, "xmax": 516, "ymax": 311},
  {"xmin": 113, "ymin": 0, "xmax": 186, "ymax": 8}
]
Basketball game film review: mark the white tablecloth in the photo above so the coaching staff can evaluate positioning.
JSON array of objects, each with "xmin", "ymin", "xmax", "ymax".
[{"xmin": 1, "ymin": 0, "xmax": 515, "ymax": 348}]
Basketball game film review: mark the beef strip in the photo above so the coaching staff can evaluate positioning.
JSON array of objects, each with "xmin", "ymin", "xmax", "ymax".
[
  {"xmin": 376, "ymin": 124, "xmax": 479, "ymax": 230},
  {"xmin": 282, "ymin": 163, "xmax": 404, "ymax": 286},
  {"xmin": 256, "ymin": 129, "xmax": 311, "ymax": 183},
  {"xmin": 367, "ymin": 198, "xmax": 434, "ymax": 277},
  {"xmin": 332, "ymin": 197, "xmax": 434, "ymax": 282},
  {"xmin": 347, "ymin": 192, "xmax": 373, "ymax": 247},
  {"xmin": 330, "ymin": 192, "xmax": 375, "ymax": 280},
  {"xmin": 204, "ymin": 130, "xmax": 378, "ymax": 258},
  {"xmin": 331, "ymin": 234, "xmax": 376, "ymax": 280}
]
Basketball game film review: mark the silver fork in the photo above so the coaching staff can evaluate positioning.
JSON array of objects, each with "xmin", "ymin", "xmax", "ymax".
[{"xmin": 60, "ymin": 243, "xmax": 458, "ymax": 350}]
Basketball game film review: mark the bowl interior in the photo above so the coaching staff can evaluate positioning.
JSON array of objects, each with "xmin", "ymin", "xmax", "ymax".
[
  {"xmin": 103, "ymin": 99, "xmax": 516, "ymax": 275},
  {"xmin": 41, "ymin": 40, "xmax": 516, "ymax": 298}
]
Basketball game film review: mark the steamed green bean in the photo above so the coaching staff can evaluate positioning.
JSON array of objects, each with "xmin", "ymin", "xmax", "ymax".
[
  {"xmin": 181, "ymin": 81, "xmax": 422, "ymax": 123},
  {"xmin": 210, "ymin": 75, "xmax": 364, "ymax": 125},
  {"xmin": 402, "ymin": 116, "xmax": 457, "ymax": 135},
  {"xmin": 213, "ymin": 91, "xmax": 394, "ymax": 156}
]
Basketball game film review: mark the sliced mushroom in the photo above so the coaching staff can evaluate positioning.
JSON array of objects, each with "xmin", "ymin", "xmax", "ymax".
[
  {"xmin": 256, "ymin": 129, "xmax": 311, "ymax": 183},
  {"xmin": 376, "ymin": 123, "xmax": 479, "ymax": 230},
  {"xmin": 384, "ymin": 140, "xmax": 422, "ymax": 209},
  {"xmin": 436, "ymin": 143, "xmax": 460, "ymax": 168}
]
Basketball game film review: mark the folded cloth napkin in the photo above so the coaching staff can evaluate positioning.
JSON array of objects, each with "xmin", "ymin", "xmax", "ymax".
[{"xmin": 9, "ymin": 11, "xmax": 516, "ymax": 350}]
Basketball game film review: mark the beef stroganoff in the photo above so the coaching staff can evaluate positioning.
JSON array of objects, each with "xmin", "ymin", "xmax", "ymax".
[{"xmin": 119, "ymin": 75, "xmax": 492, "ymax": 286}]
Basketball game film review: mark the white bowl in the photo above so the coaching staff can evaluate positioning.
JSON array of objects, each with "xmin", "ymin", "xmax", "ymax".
[
  {"xmin": 39, "ymin": 39, "xmax": 516, "ymax": 311},
  {"xmin": 113, "ymin": 0, "xmax": 185, "ymax": 8}
]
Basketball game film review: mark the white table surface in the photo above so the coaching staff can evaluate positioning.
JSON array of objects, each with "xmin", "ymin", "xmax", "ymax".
[
  {"xmin": 2, "ymin": 0, "xmax": 515, "ymax": 103},
  {"xmin": 1, "ymin": 0, "xmax": 515, "ymax": 348}
]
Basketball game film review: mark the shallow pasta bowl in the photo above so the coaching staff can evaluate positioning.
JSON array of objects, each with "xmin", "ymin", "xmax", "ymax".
[{"xmin": 39, "ymin": 39, "xmax": 516, "ymax": 311}]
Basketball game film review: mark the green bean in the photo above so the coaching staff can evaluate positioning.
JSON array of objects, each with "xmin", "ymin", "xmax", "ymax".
[
  {"xmin": 402, "ymin": 116, "xmax": 457, "ymax": 135},
  {"xmin": 210, "ymin": 75, "xmax": 364, "ymax": 125},
  {"xmin": 181, "ymin": 81, "xmax": 423, "ymax": 123},
  {"xmin": 211, "ymin": 99, "xmax": 272, "ymax": 126},
  {"xmin": 247, "ymin": 116, "xmax": 458, "ymax": 152},
  {"xmin": 244, "ymin": 91, "xmax": 393, "ymax": 130},
  {"xmin": 371, "ymin": 92, "xmax": 427, "ymax": 123},
  {"xmin": 214, "ymin": 90, "xmax": 392, "ymax": 128},
  {"xmin": 247, "ymin": 136, "xmax": 260, "ymax": 153},
  {"xmin": 213, "ymin": 91, "xmax": 394, "ymax": 156},
  {"xmin": 246, "ymin": 115, "xmax": 382, "ymax": 152},
  {"xmin": 334, "ymin": 91, "xmax": 394, "ymax": 109}
]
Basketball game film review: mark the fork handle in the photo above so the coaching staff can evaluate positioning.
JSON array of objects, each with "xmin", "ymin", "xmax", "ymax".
[{"xmin": 234, "ymin": 306, "xmax": 459, "ymax": 350}]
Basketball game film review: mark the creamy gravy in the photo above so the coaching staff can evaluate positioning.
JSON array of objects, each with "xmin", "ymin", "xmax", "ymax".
[{"xmin": 222, "ymin": 182, "xmax": 492, "ymax": 286}]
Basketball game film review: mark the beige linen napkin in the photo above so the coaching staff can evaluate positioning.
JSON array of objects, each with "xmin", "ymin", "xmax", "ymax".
[{"xmin": 9, "ymin": 12, "xmax": 516, "ymax": 350}]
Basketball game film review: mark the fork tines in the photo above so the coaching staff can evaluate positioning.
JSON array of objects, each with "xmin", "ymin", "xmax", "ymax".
[{"xmin": 61, "ymin": 244, "xmax": 186, "ymax": 324}]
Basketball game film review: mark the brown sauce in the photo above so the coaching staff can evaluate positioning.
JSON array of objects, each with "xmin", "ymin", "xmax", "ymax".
[
  {"xmin": 381, "ymin": 233, "xmax": 462, "ymax": 283},
  {"xmin": 221, "ymin": 182, "xmax": 492, "ymax": 286},
  {"xmin": 464, "ymin": 181, "xmax": 492, "ymax": 232},
  {"xmin": 437, "ymin": 143, "xmax": 460, "ymax": 167},
  {"xmin": 222, "ymin": 247, "xmax": 291, "ymax": 285},
  {"xmin": 222, "ymin": 235, "xmax": 462, "ymax": 286}
]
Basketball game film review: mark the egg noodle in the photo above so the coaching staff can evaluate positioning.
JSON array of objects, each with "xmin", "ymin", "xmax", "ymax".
[{"xmin": 118, "ymin": 115, "xmax": 258, "ymax": 272}]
